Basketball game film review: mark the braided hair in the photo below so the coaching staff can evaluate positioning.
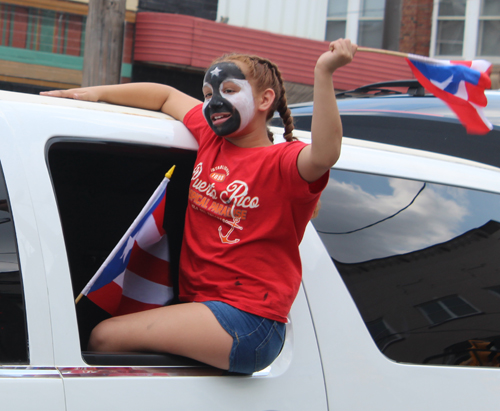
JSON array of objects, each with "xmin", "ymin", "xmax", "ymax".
[{"xmin": 209, "ymin": 54, "xmax": 295, "ymax": 143}]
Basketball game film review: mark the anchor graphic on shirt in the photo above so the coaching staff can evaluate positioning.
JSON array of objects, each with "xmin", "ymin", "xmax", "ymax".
[{"xmin": 218, "ymin": 217, "xmax": 242, "ymax": 244}]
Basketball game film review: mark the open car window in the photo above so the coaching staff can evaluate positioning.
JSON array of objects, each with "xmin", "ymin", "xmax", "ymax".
[{"xmin": 47, "ymin": 139, "xmax": 197, "ymax": 365}]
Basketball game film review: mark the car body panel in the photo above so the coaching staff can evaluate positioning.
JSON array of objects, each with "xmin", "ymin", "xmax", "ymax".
[
  {"xmin": 0, "ymin": 97, "xmax": 66, "ymax": 411},
  {"xmin": 293, "ymin": 113, "xmax": 500, "ymax": 408}
]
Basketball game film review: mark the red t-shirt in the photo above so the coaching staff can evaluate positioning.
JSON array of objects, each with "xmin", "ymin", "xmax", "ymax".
[{"xmin": 179, "ymin": 105, "xmax": 328, "ymax": 322}]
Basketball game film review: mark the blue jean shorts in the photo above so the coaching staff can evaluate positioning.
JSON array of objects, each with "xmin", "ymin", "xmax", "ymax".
[{"xmin": 201, "ymin": 301, "xmax": 286, "ymax": 375}]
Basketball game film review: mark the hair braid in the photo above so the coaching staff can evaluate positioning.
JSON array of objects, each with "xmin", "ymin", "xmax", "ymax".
[{"xmin": 262, "ymin": 59, "xmax": 295, "ymax": 142}]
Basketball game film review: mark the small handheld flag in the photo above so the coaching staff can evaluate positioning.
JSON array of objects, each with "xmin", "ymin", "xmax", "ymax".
[
  {"xmin": 405, "ymin": 55, "xmax": 492, "ymax": 135},
  {"xmin": 76, "ymin": 166, "xmax": 176, "ymax": 316},
  {"xmin": 356, "ymin": 47, "xmax": 493, "ymax": 135}
]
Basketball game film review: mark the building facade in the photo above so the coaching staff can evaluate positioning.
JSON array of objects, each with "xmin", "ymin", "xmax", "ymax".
[
  {"xmin": 0, "ymin": 0, "xmax": 135, "ymax": 93},
  {"xmin": 218, "ymin": 0, "xmax": 499, "ymax": 87}
]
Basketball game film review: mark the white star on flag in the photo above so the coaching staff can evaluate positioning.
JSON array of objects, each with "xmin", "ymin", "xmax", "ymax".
[{"xmin": 121, "ymin": 235, "xmax": 136, "ymax": 262}]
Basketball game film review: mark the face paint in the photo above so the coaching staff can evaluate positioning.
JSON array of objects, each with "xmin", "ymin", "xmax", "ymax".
[{"xmin": 202, "ymin": 62, "xmax": 255, "ymax": 137}]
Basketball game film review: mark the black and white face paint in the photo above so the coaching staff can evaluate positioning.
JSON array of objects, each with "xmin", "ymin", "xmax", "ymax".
[{"xmin": 202, "ymin": 62, "xmax": 255, "ymax": 137}]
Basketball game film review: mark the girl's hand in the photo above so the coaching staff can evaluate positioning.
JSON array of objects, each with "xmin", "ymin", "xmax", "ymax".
[
  {"xmin": 297, "ymin": 38, "xmax": 356, "ymax": 183},
  {"xmin": 40, "ymin": 87, "xmax": 100, "ymax": 102},
  {"xmin": 316, "ymin": 38, "xmax": 357, "ymax": 75}
]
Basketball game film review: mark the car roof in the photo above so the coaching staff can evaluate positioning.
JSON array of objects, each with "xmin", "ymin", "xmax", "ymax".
[
  {"xmin": 0, "ymin": 90, "xmax": 199, "ymax": 155},
  {"xmin": 288, "ymin": 90, "xmax": 500, "ymax": 127},
  {"xmin": 0, "ymin": 89, "xmax": 175, "ymax": 120}
]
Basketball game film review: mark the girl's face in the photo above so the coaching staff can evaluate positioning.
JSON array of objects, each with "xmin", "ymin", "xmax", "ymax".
[{"xmin": 202, "ymin": 61, "xmax": 255, "ymax": 137}]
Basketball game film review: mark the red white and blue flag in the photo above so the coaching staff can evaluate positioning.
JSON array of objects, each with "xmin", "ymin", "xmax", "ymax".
[
  {"xmin": 80, "ymin": 170, "xmax": 174, "ymax": 316},
  {"xmin": 406, "ymin": 55, "xmax": 492, "ymax": 134}
]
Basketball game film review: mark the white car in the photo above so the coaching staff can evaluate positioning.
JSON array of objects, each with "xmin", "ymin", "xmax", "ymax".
[{"xmin": 1, "ymin": 90, "xmax": 499, "ymax": 411}]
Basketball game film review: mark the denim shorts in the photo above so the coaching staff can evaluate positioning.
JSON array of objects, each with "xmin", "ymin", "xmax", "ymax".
[{"xmin": 201, "ymin": 301, "xmax": 286, "ymax": 375}]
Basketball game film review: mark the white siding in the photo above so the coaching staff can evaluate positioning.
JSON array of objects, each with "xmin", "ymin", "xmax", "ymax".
[{"xmin": 217, "ymin": 0, "xmax": 329, "ymax": 40}]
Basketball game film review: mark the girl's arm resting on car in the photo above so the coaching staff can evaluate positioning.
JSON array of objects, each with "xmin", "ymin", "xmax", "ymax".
[
  {"xmin": 297, "ymin": 39, "xmax": 356, "ymax": 183},
  {"xmin": 41, "ymin": 83, "xmax": 201, "ymax": 122}
]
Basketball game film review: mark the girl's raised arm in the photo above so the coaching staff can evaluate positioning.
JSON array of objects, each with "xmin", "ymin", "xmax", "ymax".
[
  {"xmin": 41, "ymin": 82, "xmax": 201, "ymax": 122},
  {"xmin": 296, "ymin": 39, "xmax": 357, "ymax": 183}
]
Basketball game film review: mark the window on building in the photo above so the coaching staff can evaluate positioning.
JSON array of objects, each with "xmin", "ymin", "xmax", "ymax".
[
  {"xmin": 477, "ymin": 0, "xmax": 500, "ymax": 57},
  {"xmin": 435, "ymin": 0, "xmax": 466, "ymax": 56},
  {"xmin": 325, "ymin": 0, "xmax": 348, "ymax": 41},
  {"xmin": 0, "ymin": 165, "xmax": 28, "ymax": 364},
  {"xmin": 325, "ymin": 0, "xmax": 385, "ymax": 48},
  {"xmin": 0, "ymin": 5, "xmax": 86, "ymax": 56},
  {"xmin": 433, "ymin": 0, "xmax": 500, "ymax": 60},
  {"xmin": 417, "ymin": 296, "xmax": 481, "ymax": 326},
  {"xmin": 358, "ymin": 0, "xmax": 385, "ymax": 48}
]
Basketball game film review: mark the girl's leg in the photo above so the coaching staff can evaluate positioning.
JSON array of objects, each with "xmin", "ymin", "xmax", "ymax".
[{"xmin": 87, "ymin": 302, "xmax": 233, "ymax": 370}]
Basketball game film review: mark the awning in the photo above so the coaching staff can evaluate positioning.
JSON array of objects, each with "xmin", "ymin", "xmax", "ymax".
[{"xmin": 134, "ymin": 12, "xmax": 415, "ymax": 91}]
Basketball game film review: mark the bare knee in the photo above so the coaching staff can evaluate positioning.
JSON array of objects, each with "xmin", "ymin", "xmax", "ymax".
[{"xmin": 88, "ymin": 319, "xmax": 120, "ymax": 351}]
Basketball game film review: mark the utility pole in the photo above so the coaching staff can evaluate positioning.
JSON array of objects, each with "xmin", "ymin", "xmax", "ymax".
[{"xmin": 82, "ymin": 0, "xmax": 126, "ymax": 87}]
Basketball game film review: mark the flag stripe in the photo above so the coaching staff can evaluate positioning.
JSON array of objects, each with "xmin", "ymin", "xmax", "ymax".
[
  {"xmin": 87, "ymin": 280, "xmax": 123, "ymax": 315},
  {"xmin": 151, "ymin": 194, "xmax": 166, "ymax": 234},
  {"xmin": 121, "ymin": 269, "xmax": 174, "ymax": 305},
  {"xmin": 135, "ymin": 214, "xmax": 163, "ymax": 246},
  {"xmin": 135, "ymin": 215, "xmax": 170, "ymax": 261},
  {"xmin": 127, "ymin": 241, "xmax": 171, "ymax": 286}
]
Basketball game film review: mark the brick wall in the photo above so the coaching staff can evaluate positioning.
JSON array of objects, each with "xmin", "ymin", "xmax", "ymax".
[{"xmin": 399, "ymin": 0, "xmax": 433, "ymax": 56}]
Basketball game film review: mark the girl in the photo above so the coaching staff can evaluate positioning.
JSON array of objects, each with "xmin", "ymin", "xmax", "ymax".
[{"xmin": 42, "ymin": 38, "xmax": 357, "ymax": 374}]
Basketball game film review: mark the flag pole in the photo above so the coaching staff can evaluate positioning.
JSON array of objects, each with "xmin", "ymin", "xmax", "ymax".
[
  {"xmin": 165, "ymin": 165, "xmax": 175, "ymax": 179},
  {"xmin": 355, "ymin": 47, "xmax": 449, "ymax": 65},
  {"xmin": 356, "ymin": 46, "xmax": 409, "ymax": 58}
]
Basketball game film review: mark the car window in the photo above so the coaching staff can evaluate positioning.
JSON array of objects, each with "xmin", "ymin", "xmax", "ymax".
[
  {"xmin": 313, "ymin": 169, "xmax": 500, "ymax": 367},
  {"xmin": 47, "ymin": 139, "xmax": 196, "ymax": 361},
  {"xmin": 0, "ymin": 164, "xmax": 28, "ymax": 364}
]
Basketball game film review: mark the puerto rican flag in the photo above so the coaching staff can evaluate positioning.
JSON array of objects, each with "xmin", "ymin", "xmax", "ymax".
[
  {"xmin": 406, "ymin": 55, "xmax": 492, "ymax": 134},
  {"xmin": 80, "ymin": 172, "xmax": 174, "ymax": 316}
]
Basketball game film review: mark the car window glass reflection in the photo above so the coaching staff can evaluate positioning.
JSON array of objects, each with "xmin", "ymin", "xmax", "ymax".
[
  {"xmin": 314, "ymin": 170, "xmax": 500, "ymax": 263},
  {"xmin": 313, "ymin": 169, "xmax": 500, "ymax": 367}
]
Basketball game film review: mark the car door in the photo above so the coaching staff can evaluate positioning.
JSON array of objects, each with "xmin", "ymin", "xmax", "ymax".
[
  {"xmin": 0, "ymin": 119, "xmax": 66, "ymax": 411},
  {"xmin": 59, "ymin": 286, "xmax": 325, "ymax": 411},
  {"xmin": 303, "ymin": 141, "xmax": 500, "ymax": 410}
]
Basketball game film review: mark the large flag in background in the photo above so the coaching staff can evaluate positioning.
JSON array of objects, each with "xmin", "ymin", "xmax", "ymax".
[
  {"xmin": 78, "ymin": 167, "xmax": 175, "ymax": 316},
  {"xmin": 405, "ymin": 55, "xmax": 492, "ymax": 134}
]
